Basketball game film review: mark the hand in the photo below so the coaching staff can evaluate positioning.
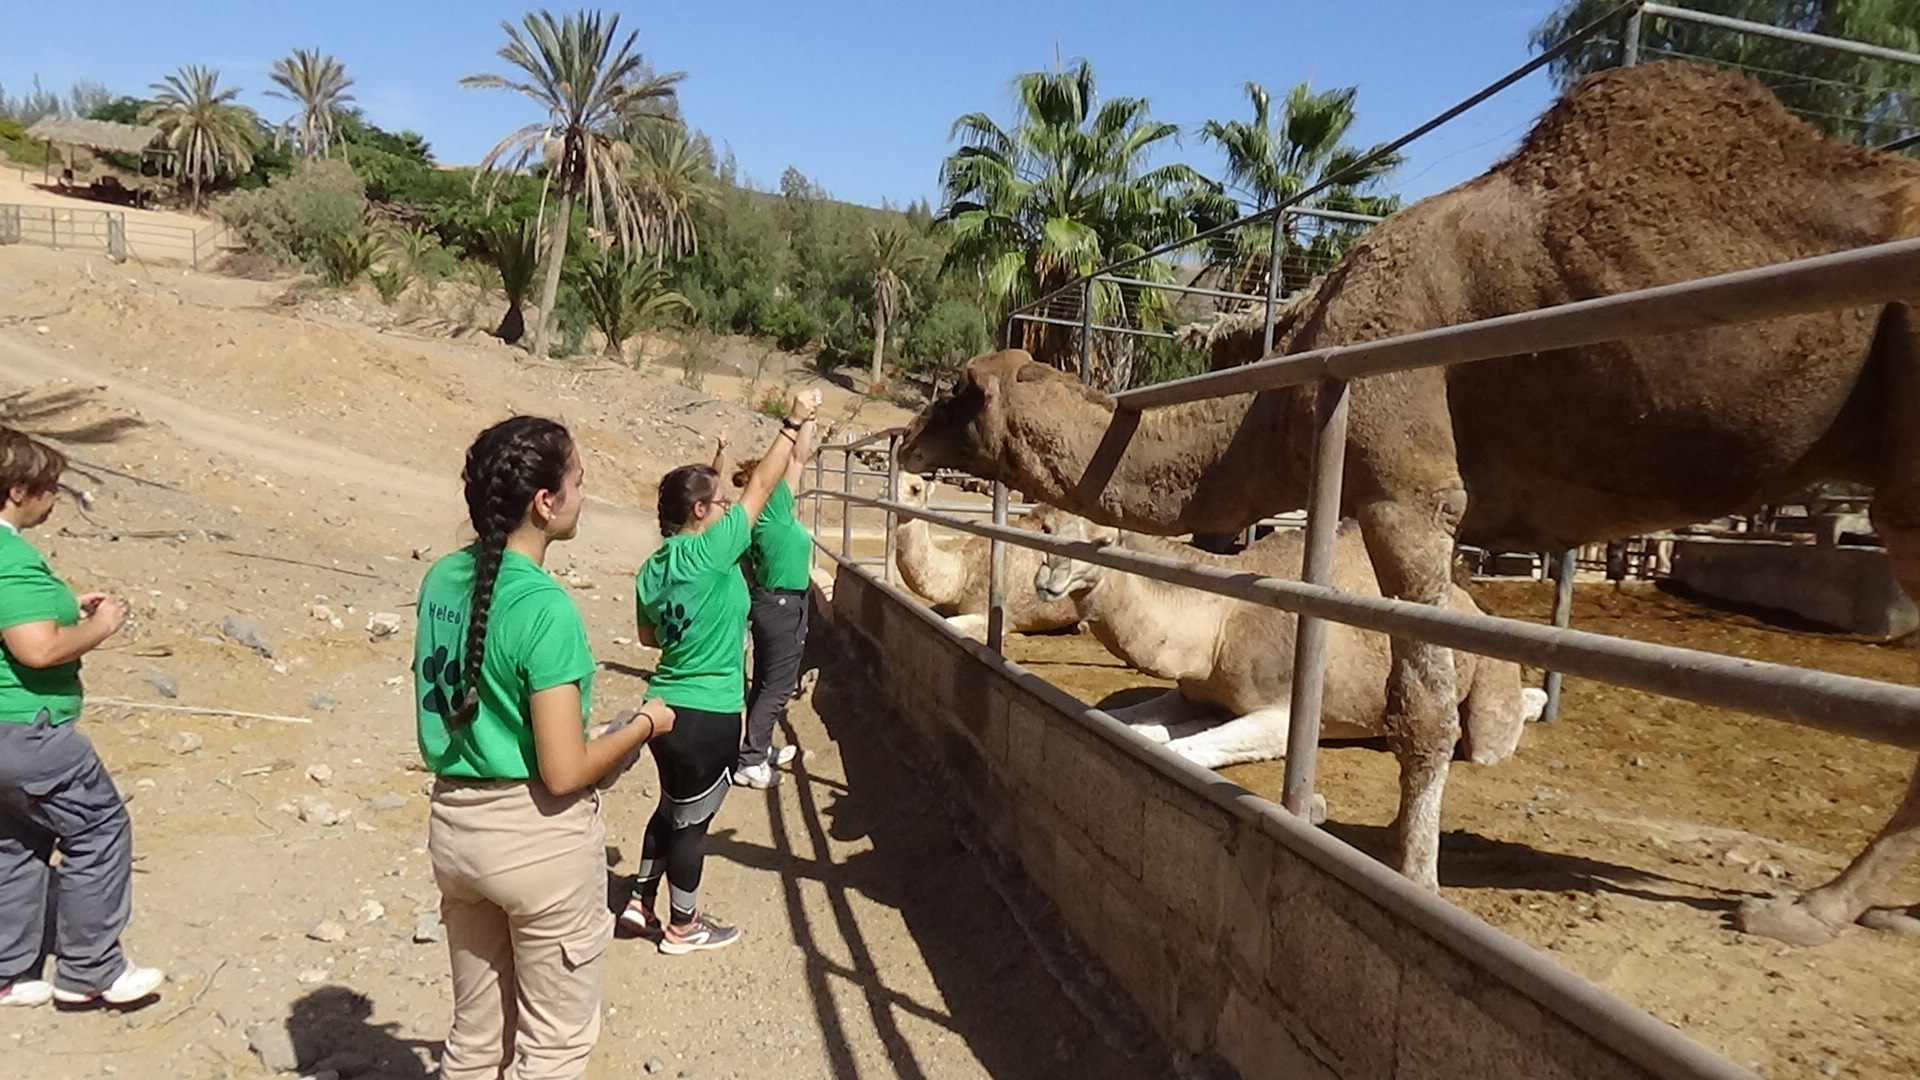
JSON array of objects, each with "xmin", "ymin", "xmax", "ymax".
[
  {"xmin": 788, "ymin": 389, "xmax": 823, "ymax": 424},
  {"xmin": 641, "ymin": 699, "xmax": 676, "ymax": 738},
  {"xmin": 85, "ymin": 594, "xmax": 130, "ymax": 634},
  {"xmin": 716, "ymin": 432, "xmax": 729, "ymax": 452},
  {"xmin": 77, "ymin": 592, "xmax": 110, "ymax": 615}
]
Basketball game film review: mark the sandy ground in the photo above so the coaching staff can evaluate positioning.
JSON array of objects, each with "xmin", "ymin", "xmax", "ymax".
[
  {"xmin": 988, "ymin": 577, "xmax": 1920, "ymax": 1080},
  {"xmin": 0, "ymin": 246, "xmax": 1160, "ymax": 1080}
]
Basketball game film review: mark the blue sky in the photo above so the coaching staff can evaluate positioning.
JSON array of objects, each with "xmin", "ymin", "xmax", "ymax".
[{"xmin": 0, "ymin": 1, "xmax": 1571, "ymax": 209}]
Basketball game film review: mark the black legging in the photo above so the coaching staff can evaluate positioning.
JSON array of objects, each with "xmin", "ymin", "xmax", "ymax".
[{"xmin": 636, "ymin": 706, "xmax": 738, "ymax": 923}]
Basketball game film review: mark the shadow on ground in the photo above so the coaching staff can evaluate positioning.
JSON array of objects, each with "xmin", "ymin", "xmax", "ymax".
[
  {"xmin": 281, "ymin": 986, "xmax": 438, "ymax": 1079},
  {"xmin": 702, "ymin": 645, "xmax": 1167, "ymax": 1080}
]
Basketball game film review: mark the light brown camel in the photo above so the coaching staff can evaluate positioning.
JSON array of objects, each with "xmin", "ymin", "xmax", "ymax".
[
  {"xmin": 1030, "ymin": 508, "xmax": 1544, "ymax": 769},
  {"xmin": 898, "ymin": 60, "xmax": 1920, "ymax": 946},
  {"xmin": 891, "ymin": 474, "xmax": 1087, "ymax": 640}
]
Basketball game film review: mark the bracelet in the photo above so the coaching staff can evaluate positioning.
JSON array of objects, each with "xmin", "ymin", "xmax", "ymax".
[{"xmin": 782, "ymin": 417, "xmax": 804, "ymax": 431}]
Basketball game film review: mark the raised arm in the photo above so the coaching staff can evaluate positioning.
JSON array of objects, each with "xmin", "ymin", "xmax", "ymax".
[
  {"xmin": 783, "ymin": 416, "xmax": 816, "ymax": 493},
  {"xmin": 710, "ymin": 432, "xmax": 728, "ymax": 476},
  {"xmin": 740, "ymin": 390, "xmax": 822, "ymax": 522}
]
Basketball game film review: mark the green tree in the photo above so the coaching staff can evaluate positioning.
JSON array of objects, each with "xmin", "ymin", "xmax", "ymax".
[
  {"xmin": 485, "ymin": 219, "xmax": 542, "ymax": 343},
  {"xmin": 463, "ymin": 8, "xmax": 685, "ymax": 359},
  {"xmin": 266, "ymin": 49, "xmax": 355, "ymax": 161},
  {"xmin": 567, "ymin": 246, "xmax": 693, "ymax": 360},
  {"xmin": 1199, "ymin": 81, "xmax": 1402, "ymax": 295},
  {"xmin": 140, "ymin": 66, "xmax": 261, "ymax": 211},
  {"xmin": 866, "ymin": 226, "xmax": 923, "ymax": 387},
  {"xmin": 1532, "ymin": 0, "xmax": 1920, "ymax": 145},
  {"xmin": 937, "ymin": 60, "xmax": 1212, "ymax": 380},
  {"xmin": 630, "ymin": 125, "xmax": 715, "ymax": 262}
]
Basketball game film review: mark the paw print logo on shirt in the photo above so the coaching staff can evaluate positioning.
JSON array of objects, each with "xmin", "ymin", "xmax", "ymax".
[
  {"xmin": 420, "ymin": 645, "xmax": 461, "ymax": 719},
  {"xmin": 656, "ymin": 602, "xmax": 691, "ymax": 648}
]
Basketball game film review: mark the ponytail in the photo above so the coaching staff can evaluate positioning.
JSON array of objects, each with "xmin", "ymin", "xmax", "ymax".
[{"xmin": 449, "ymin": 416, "xmax": 574, "ymax": 728}]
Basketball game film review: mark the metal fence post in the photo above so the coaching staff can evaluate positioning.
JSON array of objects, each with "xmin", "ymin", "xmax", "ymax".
[
  {"xmin": 106, "ymin": 213, "xmax": 126, "ymax": 262},
  {"xmin": 1282, "ymin": 378, "xmax": 1350, "ymax": 820},
  {"xmin": 1262, "ymin": 210, "xmax": 1287, "ymax": 355},
  {"xmin": 839, "ymin": 446, "xmax": 855, "ymax": 560},
  {"xmin": 1541, "ymin": 548, "xmax": 1579, "ymax": 722},
  {"xmin": 810, "ymin": 450, "xmax": 825, "ymax": 571},
  {"xmin": 987, "ymin": 481, "xmax": 1009, "ymax": 652},
  {"xmin": 884, "ymin": 433, "xmax": 901, "ymax": 585},
  {"xmin": 1078, "ymin": 281, "xmax": 1095, "ymax": 385},
  {"xmin": 1623, "ymin": 4, "xmax": 1644, "ymax": 66}
]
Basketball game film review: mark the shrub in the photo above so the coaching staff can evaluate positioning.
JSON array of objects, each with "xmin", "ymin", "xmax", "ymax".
[
  {"xmin": 902, "ymin": 299, "xmax": 991, "ymax": 376},
  {"xmin": 755, "ymin": 385, "xmax": 792, "ymax": 420},
  {"xmin": 756, "ymin": 297, "xmax": 817, "ymax": 351},
  {"xmin": 215, "ymin": 160, "xmax": 367, "ymax": 265},
  {"xmin": 315, "ymin": 230, "xmax": 380, "ymax": 287},
  {"xmin": 567, "ymin": 246, "xmax": 694, "ymax": 361},
  {"xmin": 369, "ymin": 263, "xmax": 411, "ymax": 304}
]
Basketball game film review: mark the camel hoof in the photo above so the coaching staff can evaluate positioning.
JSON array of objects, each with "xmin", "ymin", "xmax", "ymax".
[
  {"xmin": 1521, "ymin": 687, "xmax": 1549, "ymax": 723},
  {"xmin": 1858, "ymin": 907, "xmax": 1920, "ymax": 934},
  {"xmin": 1308, "ymin": 793, "xmax": 1328, "ymax": 826},
  {"xmin": 1734, "ymin": 895, "xmax": 1846, "ymax": 946}
]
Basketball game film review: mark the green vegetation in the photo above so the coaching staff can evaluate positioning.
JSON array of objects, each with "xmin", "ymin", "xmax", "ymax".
[
  {"xmin": 568, "ymin": 246, "xmax": 692, "ymax": 360},
  {"xmin": 140, "ymin": 65, "xmax": 262, "ymax": 211},
  {"xmin": 266, "ymin": 49, "xmax": 355, "ymax": 161}
]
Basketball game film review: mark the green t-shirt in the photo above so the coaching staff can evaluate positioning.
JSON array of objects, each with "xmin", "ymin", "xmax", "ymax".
[
  {"xmin": 0, "ymin": 527, "xmax": 84, "ymax": 725},
  {"xmin": 637, "ymin": 503, "xmax": 752, "ymax": 714},
  {"xmin": 414, "ymin": 546, "xmax": 597, "ymax": 781},
  {"xmin": 750, "ymin": 480, "xmax": 813, "ymax": 591}
]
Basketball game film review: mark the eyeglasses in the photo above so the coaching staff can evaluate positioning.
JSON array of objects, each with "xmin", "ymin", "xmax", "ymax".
[{"xmin": 704, "ymin": 495, "xmax": 734, "ymax": 511}]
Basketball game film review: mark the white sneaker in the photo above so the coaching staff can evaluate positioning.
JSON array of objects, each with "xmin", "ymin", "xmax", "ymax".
[
  {"xmin": 731, "ymin": 763, "xmax": 780, "ymax": 789},
  {"xmin": 0, "ymin": 980, "xmax": 53, "ymax": 1007},
  {"xmin": 770, "ymin": 745, "xmax": 799, "ymax": 768},
  {"xmin": 53, "ymin": 964, "xmax": 163, "ymax": 1006}
]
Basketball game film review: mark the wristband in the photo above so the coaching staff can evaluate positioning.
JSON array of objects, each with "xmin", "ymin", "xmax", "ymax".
[{"xmin": 782, "ymin": 417, "xmax": 803, "ymax": 431}]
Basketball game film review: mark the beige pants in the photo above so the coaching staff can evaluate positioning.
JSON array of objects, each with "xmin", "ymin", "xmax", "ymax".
[{"xmin": 428, "ymin": 779, "xmax": 615, "ymax": 1080}]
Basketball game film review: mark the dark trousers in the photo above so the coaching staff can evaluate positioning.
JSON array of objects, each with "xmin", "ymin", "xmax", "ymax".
[
  {"xmin": 739, "ymin": 586, "xmax": 809, "ymax": 769},
  {"xmin": 637, "ymin": 707, "xmax": 739, "ymax": 920},
  {"xmin": 0, "ymin": 713, "xmax": 132, "ymax": 993}
]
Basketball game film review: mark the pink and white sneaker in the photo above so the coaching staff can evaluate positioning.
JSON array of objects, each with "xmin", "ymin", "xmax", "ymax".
[
  {"xmin": 0, "ymin": 980, "xmax": 53, "ymax": 1007},
  {"xmin": 53, "ymin": 964, "xmax": 163, "ymax": 1006}
]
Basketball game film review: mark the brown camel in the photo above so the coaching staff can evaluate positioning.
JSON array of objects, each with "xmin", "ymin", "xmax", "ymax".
[
  {"xmin": 898, "ymin": 60, "xmax": 1920, "ymax": 946},
  {"xmin": 891, "ymin": 474, "xmax": 1086, "ymax": 640}
]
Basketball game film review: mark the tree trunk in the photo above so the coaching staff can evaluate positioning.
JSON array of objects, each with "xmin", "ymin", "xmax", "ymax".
[
  {"xmin": 869, "ymin": 305, "xmax": 888, "ymax": 389},
  {"xmin": 494, "ymin": 302, "xmax": 525, "ymax": 345},
  {"xmin": 530, "ymin": 190, "xmax": 574, "ymax": 360}
]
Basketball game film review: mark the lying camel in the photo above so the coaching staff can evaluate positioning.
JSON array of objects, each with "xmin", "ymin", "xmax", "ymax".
[
  {"xmin": 1031, "ymin": 509, "xmax": 1544, "ymax": 769},
  {"xmin": 898, "ymin": 61, "xmax": 1920, "ymax": 946},
  {"xmin": 892, "ymin": 473, "xmax": 1085, "ymax": 640}
]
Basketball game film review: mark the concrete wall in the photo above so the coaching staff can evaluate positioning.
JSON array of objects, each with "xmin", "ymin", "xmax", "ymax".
[
  {"xmin": 1669, "ymin": 537, "xmax": 1916, "ymax": 638},
  {"xmin": 820, "ymin": 559, "xmax": 1759, "ymax": 1080}
]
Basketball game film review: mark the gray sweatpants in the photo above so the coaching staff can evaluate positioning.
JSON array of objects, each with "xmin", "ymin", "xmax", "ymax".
[
  {"xmin": 738, "ymin": 586, "xmax": 809, "ymax": 769},
  {"xmin": 0, "ymin": 712, "xmax": 132, "ymax": 994}
]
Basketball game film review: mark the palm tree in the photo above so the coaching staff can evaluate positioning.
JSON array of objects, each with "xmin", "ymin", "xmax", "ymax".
[
  {"xmin": 568, "ymin": 245, "xmax": 692, "ymax": 361},
  {"xmin": 265, "ymin": 49, "xmax": 355, "ymax": 160},
  {"xmin": 463, "ymin": 9, "xmax": 685, "ymax": 359},
  {"xmin": 139, "ymin": 66, "xmax": 261, "ymax": 212},
  {"xmin": 629, "ymin": 125, "xmax": 715, "ymax": 262},
  {"xmin": 485, "ymin": 219, "xmax": 541, "ymax": 344},
  {"xmin": 1199, "ymin": 81, "xmax": 1402, "ymax": 296},
  {"xmin": 866, "ymin": 226, "xmax": 923, "ymax": 388},
  {"xmin": 1532, "ymin": 0, "xmax": 1920, "ymax": 146},
  {"xmin": 937, "ymin": 60, "xmax": 1213, "ymax": 380}
]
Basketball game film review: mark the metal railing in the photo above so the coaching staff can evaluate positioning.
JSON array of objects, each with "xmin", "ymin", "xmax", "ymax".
[
  {"xmin": 0, "ymin": 201, "xmax": 228, "ymax": 269},
  {"xmin": 814, "ymin": 234, "xmax": 1920, "ymax": 831}
]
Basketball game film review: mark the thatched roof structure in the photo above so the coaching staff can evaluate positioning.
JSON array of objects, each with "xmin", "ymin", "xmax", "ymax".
[{"xmin": 25, "ymin": 116, "xmax": 163, "ymax": 155}]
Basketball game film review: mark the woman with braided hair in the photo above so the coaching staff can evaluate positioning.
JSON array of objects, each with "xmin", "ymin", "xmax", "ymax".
[
  {"xmin": 413, "ymin": 416, "xmax": 675, "ymax": 1080},
  {"xmin": 622, "ymin": 389, "xmax": 821, "ymax": 954}
]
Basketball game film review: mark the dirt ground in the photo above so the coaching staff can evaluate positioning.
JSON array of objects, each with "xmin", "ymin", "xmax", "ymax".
[
  {"xmin": 1002, "ymin": 578, "xmax": 1920, "ymax": 1080},
  {"xmin": 0, "ymin": 245, "xmax": 1167, "ymax": 1080}
]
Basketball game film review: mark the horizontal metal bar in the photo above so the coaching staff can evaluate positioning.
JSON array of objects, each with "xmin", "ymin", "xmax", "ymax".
[
  {"xmin": 824, "ymin": 491, "xmax": 1920, "ymax": 749},
  {"xmin": 1099, "ymin": 275, "xmax": 1271, "ymax": 304},
  {"xmin": 1640, "ymin": 2, "xmax": 1920, "ymax": 67},
  {"xmin": 1009, "ymin": 312, "xmax": 1177, "ymax": 339},
  {"xmin": 1113, "ymin": 237, "xmax": 1920, "ymax": 410},
  {"xmin": 816, "ymin": 426, "xmax": 905, "ymax": 453},
  {"xmin": 1284, "ymin": 206, "xmax": 1388, "ymax": 226},
  {"xmin": 1883, "ymin": 131, "xmax": 1920, "ymax": 153}
]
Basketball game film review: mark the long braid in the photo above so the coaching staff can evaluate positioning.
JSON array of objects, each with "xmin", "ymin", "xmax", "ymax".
[{"xmin": 448, "ymin": 416, "xmax": 574, "ymax": 728}]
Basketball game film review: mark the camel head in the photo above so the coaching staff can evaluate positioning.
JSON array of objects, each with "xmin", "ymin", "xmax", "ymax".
[
  {"xmin": 895, "ymin": 472, "xmax": 933, "ymax": 507},
  {"xmin": 898, "ymin": 349, "xmax": 1104, "ymax": 477},
  {"xmin": 1029, "ymin": 504, "xmax": 1120, "ymax": 604}
]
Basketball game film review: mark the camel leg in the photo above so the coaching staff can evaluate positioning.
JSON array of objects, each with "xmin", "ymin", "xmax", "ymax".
[
  {"xmin": 1357, "ymin": 491, "xmax": 1467, "ymax": 891},
  {"xmin": 1738, "ymin": 303, "xmax": 1920, "ymax": 945},
  {"xmin": 1457, "ymin": 658, "xmax": 1534, "ymax": 765},
  {"xmin": 1108, "ymin": 690, "xmax": 1198, "ymax": 743},
  {"xmin": 1166, "ymin": 706, "xmax": 1292, "ymax": 770},
  {"xmin": 945, "ymin": 613, "xmax": 988, "ymax": 641}
]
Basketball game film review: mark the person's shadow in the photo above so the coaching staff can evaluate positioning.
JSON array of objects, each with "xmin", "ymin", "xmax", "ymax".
[{"xmin": 285, "ymin": 986, "xmax": 437, "ymax": 1079}]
